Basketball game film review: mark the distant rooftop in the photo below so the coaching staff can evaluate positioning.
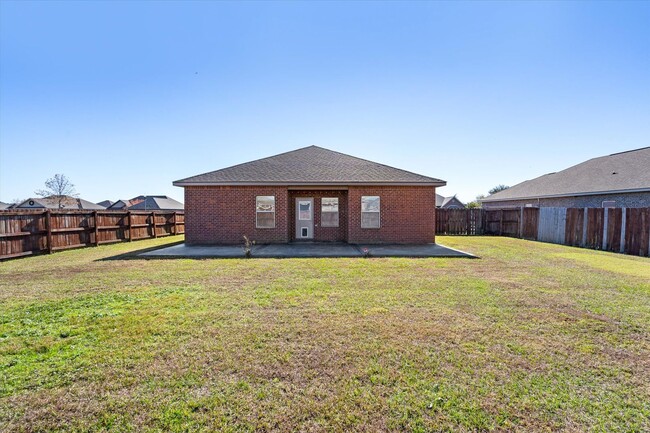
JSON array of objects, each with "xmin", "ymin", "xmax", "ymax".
[
  {"xmin": 108, "ymin": 195, "xmax": 183, "ymax": 211},
  {"xmin": 15, "ymin": 196, "xmax": 106, "ymax": 210},
  {"xmin": 482, "ymin": 147, "xmax": 650, "ymax": 202}
]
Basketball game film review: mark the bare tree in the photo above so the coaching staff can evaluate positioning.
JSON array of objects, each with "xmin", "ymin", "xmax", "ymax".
[{"xmin": 35, "ymin": 174, "xmax": 78, "ymax": 208}]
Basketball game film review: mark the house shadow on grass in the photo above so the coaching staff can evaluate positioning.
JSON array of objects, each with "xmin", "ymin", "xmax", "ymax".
[{"xmin": 101, "ymin": 241, "xmax": 478, "ymax": 260}]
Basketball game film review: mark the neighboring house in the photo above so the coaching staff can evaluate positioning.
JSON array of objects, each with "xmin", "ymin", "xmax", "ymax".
[
  {"xmin": 108, "ymin": 196, "xmax": 183, "ymax": 211},
  {"xmin": 173, "ymin": 145, "xmax": 446, "ymax": 245},
  {"xmin": 481, "ymin": 147, "xmax": 650, "ymax": 209},
  {"xmin": 0, "ymin": 201, "xmax": 10, "ymax": 210},
  {"xmin": 97, "ymin": 200, "xmax": 114, "ymax": 208},
  {"xmin": 436, "ymin": 194, "xmax": 465, "ymax": 209},
  {"xmin": 107, "ymin": 198, "xmax": 144, "ymax": 210},
  {"xmin": 128, "ymin": 196, "xmax": 184, "ymax": 211},
  {"xmin": 14, "ymin": 196, "xmax": 106, "ymax": 210}
]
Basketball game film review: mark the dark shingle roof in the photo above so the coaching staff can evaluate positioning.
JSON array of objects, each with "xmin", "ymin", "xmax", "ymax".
[
  {"xmin": 107, "ymin": 196, "xmax": 183, "ymax": 211},
  {"xmin": 482, "ymin": 147, "xmax": 650, "ymax": 202},
  {"xmin": 129, "ymin": 196, "xmax": 183, "ymax": 211},
  {"xmin": 16, "ymin": 196, "xmax": 106, "ymax": 210},
  {"xmin": 174, "ymin": 146, "xmax": 445, "ymax": 186},
  {"xmin": 436, "ymin": 194, "xmax": 464, "ymax": 208}
]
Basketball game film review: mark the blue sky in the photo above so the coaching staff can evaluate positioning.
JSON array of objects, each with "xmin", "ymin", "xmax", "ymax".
[{"xmin": 1, "ymin": 1, "xmax": 648, "ymax": 204}]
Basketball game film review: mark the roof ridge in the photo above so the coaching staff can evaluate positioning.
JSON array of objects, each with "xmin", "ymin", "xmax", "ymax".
[{"xmin": 609, "ymin": 146, "xmax": 650, "ymax": 156}]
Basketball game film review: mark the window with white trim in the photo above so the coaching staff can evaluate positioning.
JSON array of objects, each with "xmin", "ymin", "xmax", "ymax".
[
  {"xmin": 361, "ymin": 196, "xmax": 380, "ymax": 228},
  {"xmin": 256, "ymin": 196, "xmax": 275, "ymax": 228},
  {"xmin": 321, "ymin": 197, "xmax": 339, "ymax": 227}
]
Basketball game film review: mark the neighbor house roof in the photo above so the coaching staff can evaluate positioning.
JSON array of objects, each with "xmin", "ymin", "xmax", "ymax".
[
  {"xmin": 436, "ymin": 194, "xmax": 464, "ymax": 208},
  {"xmin": 481, "ymin": 147, "xmax": 650, "ymax": 202},
  {"xmin": 174, "ymin": 145, "xmax": 446, "ymax": 186},
  {"xmin": 128, "ymin": 196, "xmax": 183, "ymax": 211},
  {"xmin": 15, "ymin": 196, "xmax": 106, "ymax": 210},
  {"xmin": 0, "ymin": 201, "xmax": 10, "ymax": 210},
  {"xmin": 107, "ymin": 196, "xmax": 183, "ymax": 211},
  {"xmin": 97, "ymin": 200, "xmax": 114, "ymax": 208},
  {"xmin": 107, "ymin": 198, "xmax": 144, "ymax": 210}
]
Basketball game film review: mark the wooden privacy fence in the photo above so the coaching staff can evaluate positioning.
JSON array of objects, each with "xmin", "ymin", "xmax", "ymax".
[
  {"xmin": 0, "ymin": 210, "xmax": 185, "ymax": 260},
  {"xmin": 436, "ymin": 207, "xmax": 650, "ymax": 257}
]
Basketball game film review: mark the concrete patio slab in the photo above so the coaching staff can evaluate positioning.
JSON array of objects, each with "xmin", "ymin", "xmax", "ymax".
[
  {"xmin": 254, "ymin": 242, "xmax": 360, "ymax": 258},
  {"xmin": 139, "ymin": 242, "xmax": 476, "ymax": 259},
  {"xmin": 357, "ymin": 243, "xmax": 476, "ymax": 258}
]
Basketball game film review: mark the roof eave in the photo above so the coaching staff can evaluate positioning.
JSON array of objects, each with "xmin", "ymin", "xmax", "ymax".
[
  {"xmin": 174, "ymin": 180, "xmax": 446, "ymax": 187},
  {"xmin": 479, "ymin": 187, "xmax": 650, "ymax": 202}
]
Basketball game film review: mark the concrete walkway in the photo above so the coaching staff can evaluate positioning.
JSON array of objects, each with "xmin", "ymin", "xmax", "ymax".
[{"xmin": 139, "ymin": 242, "xmax": 476, "ymax": 259}]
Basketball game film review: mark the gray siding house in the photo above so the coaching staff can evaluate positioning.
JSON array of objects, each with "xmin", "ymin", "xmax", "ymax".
[
  {"xmin": 436, "ymin": 194, "xmax": 465, "ymax": 209},
  {"xmin": 481, "ymin": 147, "xmax": 650, "ymax": 209}
]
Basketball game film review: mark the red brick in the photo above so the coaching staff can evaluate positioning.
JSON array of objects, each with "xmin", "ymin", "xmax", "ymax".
[{"xmin": 185, "ymin": 185, "xmax": 437, "ymax": 244}]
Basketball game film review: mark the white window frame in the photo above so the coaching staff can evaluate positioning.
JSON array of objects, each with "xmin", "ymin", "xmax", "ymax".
[
  {"xmin": 321, "ymin": 197, "xmax": 339, "ymax": 228},
  {"xmin": 361, "ymin": 196, "xmax": 380, "ymax": 229},
  {"xmin": 256, "ymin": 196, "xmax": 276, "ymax": 229}
]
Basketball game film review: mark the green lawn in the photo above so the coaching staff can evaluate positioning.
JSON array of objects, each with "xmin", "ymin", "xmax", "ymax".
[{"xmin": 1, "ymin": 236, "xmax": 649, "ymax": 432}]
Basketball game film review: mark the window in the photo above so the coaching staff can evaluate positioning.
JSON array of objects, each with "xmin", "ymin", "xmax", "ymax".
[
  {"xmin": 299, "ymin": 201, "xmax": 311, "ymax": 220},
  {"xmin": 321, "ymin": 197, "xmax": 339, "ymax": 227},
  {"xmin": 256, "ymin": 196, "xmax": 275, "ymax": 228},
  {"xmin": 361, "ymin": 196, "xmax": 380, "ymax": 228}
]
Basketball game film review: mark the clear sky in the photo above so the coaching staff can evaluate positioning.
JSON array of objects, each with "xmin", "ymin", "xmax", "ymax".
[{"xmin": 1, "ymin": 1, "xmax": 648, "ymax": 204}]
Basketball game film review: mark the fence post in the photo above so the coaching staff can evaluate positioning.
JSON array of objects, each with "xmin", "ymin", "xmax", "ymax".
[
  {"xmin": 481, "ymin": 209, "xmax": 485, "ymax": 235},
  {"xmin": 519, "ymin": 207, "xmax": 523, "ymax": 238},
  {"xmin": 172, "ymin": 212, "xmax": 177, "ymax": 235},
  {"xmin": 620, "ymin": 208, "xmax": 626, "ymax": 254},
  {"xmin": 45, "ymin": 210, "xmax": 53, "ymax": 254},
  {"xmin": 152, "ymin": 212, "xmax": 157, "ymax": 238},
  {"xmin": 602, "ymin": 207, "xmax": 609, "ymax": 251},
  {"xmin": 93, "ymin": 211, "xmax": 99, "ymax": 246},
  {"xmin": 499, "ymin": 209, "xmax": 504, "ymax": 236},
  {"xmin": 128, "ymin": 211, "xmax": 133, "ymax": 242},
  {"xmin": 581, "ymin": 207, "xmax": 588, "ymax": 248}
]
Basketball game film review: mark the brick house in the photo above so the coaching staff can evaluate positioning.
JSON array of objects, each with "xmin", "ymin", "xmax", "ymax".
[
  {"xmin": 174, "ymin": 146, "xmax": 446, "ymax": 244},
  {"xmin": 481, "ymin": 147, "xmax": 650, "ymax": 209}
]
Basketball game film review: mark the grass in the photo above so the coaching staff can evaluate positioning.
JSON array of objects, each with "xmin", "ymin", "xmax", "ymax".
[{"xmin": 1, "ymin": 235, "xmax": 649, "ymax": 432}]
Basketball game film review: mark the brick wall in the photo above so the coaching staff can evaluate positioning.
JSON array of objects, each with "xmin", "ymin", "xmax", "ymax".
[
  {"xmin": 185, "ymin": 185, "xmax": 438, "ymax": 244},
  {"xmin": 482, "ymin": 191, "xmax": 650, "ymax": 209},
  {"xmin": 347, "ymin": 186, "xmax": 437, "ymax": 244},
  {"xmin": 289, "ymin": 190, "xmax": 348, "ymax": 242},
  {"xmin": 184, "ymin": 186, "xmax": 289, "ymax": 244}
]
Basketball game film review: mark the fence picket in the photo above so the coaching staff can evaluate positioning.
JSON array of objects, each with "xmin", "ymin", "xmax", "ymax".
[
  {"xmin": 0, "ymin": 210, "xmax": 184, "ymax": 260},
  {"xmin": 436, "ymin": 207, "xmax": 649, "ymax": 257}
]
